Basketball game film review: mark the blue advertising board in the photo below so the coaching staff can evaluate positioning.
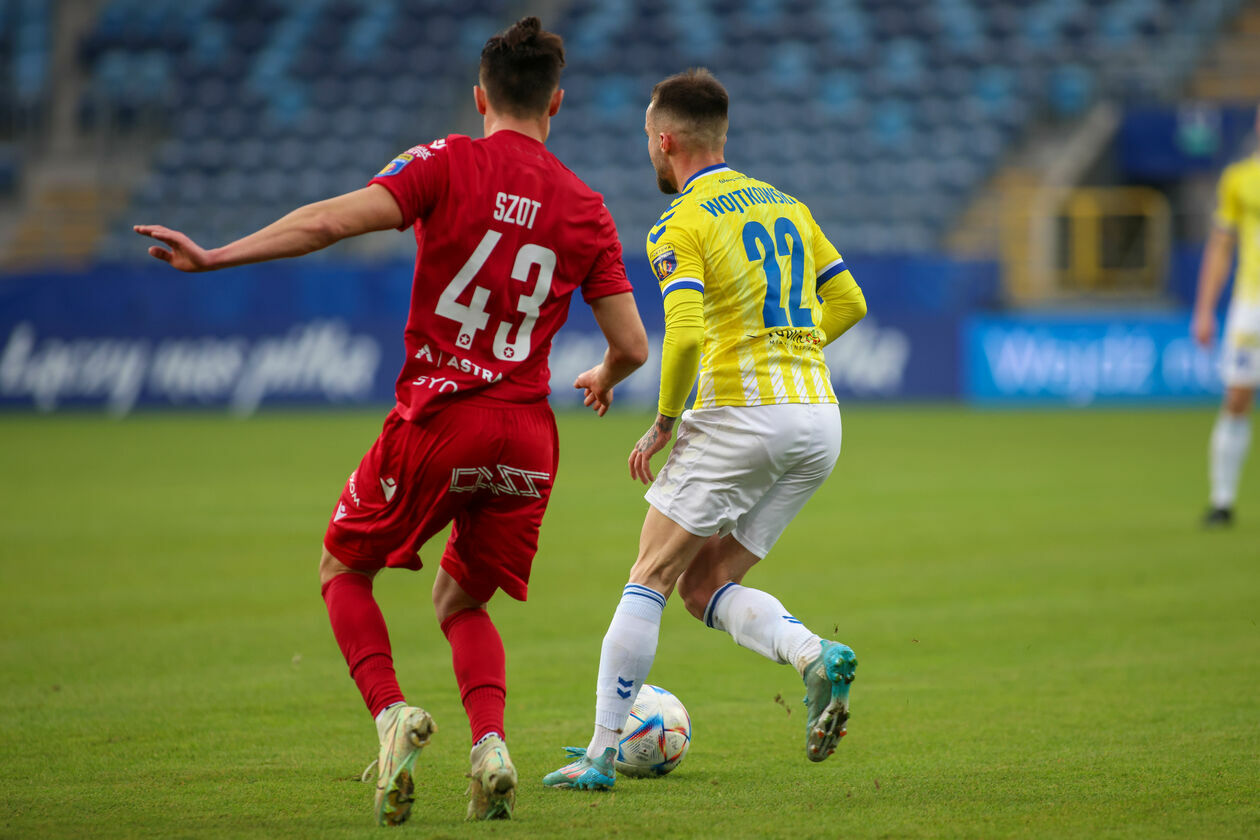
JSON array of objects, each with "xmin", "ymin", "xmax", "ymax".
[
  {"xmin": 963, "ymin": 313, "xmax": 1221, "ymax": 405},
  {"xmin": 4, "ymin": 262, "xmax": 1226, "ymax": 412},
  {"xmin": 824, "ymin": 313, "xmax": 959, "ymax": 399},
  {"xmin": 0, "ymin": 258, "xmax": 968, "ymax": 414},
  {"xmin": 0, "ymin": 263, "xmax": 409, "ymax": 415}
]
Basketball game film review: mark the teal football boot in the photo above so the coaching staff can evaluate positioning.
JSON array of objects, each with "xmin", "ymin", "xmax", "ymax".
[
  {"xmin": 542, "ymin": 746, "xmax": 616, "ymax": 790},
  {"xmin": 802, "ymin": 640, "xmax": 857, "ymax": 762}
]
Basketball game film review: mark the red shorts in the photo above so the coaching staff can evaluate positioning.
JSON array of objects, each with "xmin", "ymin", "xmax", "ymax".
[{"xmin": 323, "ymin": 398, "xmax": 559, "ymax": 602}]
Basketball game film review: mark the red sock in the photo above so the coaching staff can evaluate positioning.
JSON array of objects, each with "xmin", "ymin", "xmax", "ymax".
[
  {"xmin": 441, "ymin": 607, "xmax": 507, "ymax": 743},
  {"xmin": 322, "ymin": 573, "xmax": 405, "ymax": 718}
]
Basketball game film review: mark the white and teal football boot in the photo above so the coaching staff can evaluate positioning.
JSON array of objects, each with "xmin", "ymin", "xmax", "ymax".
[
  {"xmin": 542, "ymin": 746, "xmax": 616, "ymax": 790},
  {"xmin": 803, "ymin": 640, "xmax": 857, "ymax": 762}
]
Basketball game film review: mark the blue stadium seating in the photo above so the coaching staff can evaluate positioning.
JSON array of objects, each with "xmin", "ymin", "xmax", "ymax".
[
  {"xmin": 72, "ymin": 0, "xmax": 1247, "ymax": 260},
  {"xmin": 86, "ymin": 0, "xmax": 512, "ymax": 258},
  {"xmin": 541, "ymin": 0, "xmax": 1246, "ymax": 254},
  {"xmin": 0, "ymin": 0, "xmax": 50, "ymax": 132},
  {"xmin": 0, "ymin": 1, "xmax": 48, "ymax": 199}
]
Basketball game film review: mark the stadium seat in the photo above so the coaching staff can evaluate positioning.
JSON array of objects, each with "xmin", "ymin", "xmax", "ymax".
[{"xmin": 63, "ymin": 0, "xmax": 1248, "ymax": 258}]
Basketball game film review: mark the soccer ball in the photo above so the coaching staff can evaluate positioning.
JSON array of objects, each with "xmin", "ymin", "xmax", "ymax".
[{"xmin": 616, "ymin": 684, "xmax": 691, "ymax": 777}]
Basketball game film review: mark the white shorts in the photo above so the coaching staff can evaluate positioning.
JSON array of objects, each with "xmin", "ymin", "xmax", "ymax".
[
  {"xmin": 1222, "ymin": 302, "xmax": 1260, "ymax": 387},
  {"xmin": 644, "ymin": 403, "xmax": 843, "ymax": 559}
]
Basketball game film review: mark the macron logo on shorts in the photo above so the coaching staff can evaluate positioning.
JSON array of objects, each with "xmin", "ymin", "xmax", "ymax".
[{"xmin": 380, "ymin": 477, "xmax": 397, "ymax": 502}]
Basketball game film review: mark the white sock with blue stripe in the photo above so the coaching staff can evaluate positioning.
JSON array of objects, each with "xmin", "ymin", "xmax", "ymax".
[
  {"xmin": 705, "ymin": 583, "xmax": 821, "ymax": 676},
  {"xmin": 1210, "ymin": 412, "xmax": 1251, "ymax": 509},
  {"xmin": 587, "ymin": 582, "xmax": 666, "ymax": 760}
]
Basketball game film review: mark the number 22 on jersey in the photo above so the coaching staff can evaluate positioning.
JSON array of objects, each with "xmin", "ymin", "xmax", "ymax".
[{"xmin": 435, "ymin": 230, "xmax": 555, "ymax": 361}]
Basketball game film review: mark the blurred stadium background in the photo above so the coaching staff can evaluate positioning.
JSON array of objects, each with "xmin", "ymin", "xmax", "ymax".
[{"xmin": 0, "ymin": 0, "xmax": 1257, "ymax": 414}]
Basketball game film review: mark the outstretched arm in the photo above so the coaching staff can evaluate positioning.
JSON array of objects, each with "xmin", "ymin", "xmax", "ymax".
[
  {"xmin": 573, "ymin": 291, "xmax": 650, "ymax": 416},
  {"xmin": 134, "ymin": 184, "xmax": 404, "ymax": 272}
]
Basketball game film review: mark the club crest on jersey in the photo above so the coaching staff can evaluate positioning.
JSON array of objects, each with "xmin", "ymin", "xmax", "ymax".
[
  {"xmin": 651, "ymin": 247, "xmax": 677, "ymax": 282},
  {"xmin": 377, "ymin": 152, "xmax": 414, "ymax": 177}
]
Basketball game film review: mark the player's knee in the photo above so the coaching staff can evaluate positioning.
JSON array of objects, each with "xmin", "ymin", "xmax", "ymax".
[
  {"xmin": 627, "ymin": 554, "xmax": 683, "ymax": 599},
  {"xmin": 319, "ymin": 546, "xmax": 365, "ymax": 588},
  {"xmin": 318, "ymin": 547, "xmax": 338, "ymax": 587},
  {"xmin": 431, "ymin": 570, "xmax": 484, "ymax": 623},
  {"xmin": 430, "ymin": 583, "xmax": 458, "ymax": 622},
  {"xmin": 1224, "ymin": 387, "xmax": 1254, "ymax": 415}
]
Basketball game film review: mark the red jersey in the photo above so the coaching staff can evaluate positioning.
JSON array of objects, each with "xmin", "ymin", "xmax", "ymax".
[{"xmin": 368, "ymin": 130, "xmax": 632, "ymax": 421}]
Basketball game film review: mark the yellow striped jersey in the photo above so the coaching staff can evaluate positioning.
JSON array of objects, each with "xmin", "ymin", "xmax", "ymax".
[
  {"xmin": 1215, "ymin": 154, "xmax": 1260, "ymax": 303},
  {"xmin": 645, "ymin": 163, "xmax": 857, "ymax": 409}
]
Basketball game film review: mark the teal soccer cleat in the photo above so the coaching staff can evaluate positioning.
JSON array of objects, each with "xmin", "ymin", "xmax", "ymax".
[
  {"xmin": 542, "ymin": 746, "xmax": 616, "ymax": 790},
  {"xmin": 803, "ymin": 640, "xmax": 857, "ymax": 762}
]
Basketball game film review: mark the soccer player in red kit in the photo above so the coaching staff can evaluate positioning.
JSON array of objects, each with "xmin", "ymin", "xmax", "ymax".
[{"xmin": 134, "ymin": 17, "xmax": 648, "ymax": 826}]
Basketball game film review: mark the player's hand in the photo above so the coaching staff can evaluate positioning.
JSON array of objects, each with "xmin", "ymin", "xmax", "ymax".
[
  {"xmin": 628, "ymin": 415, "xmax": 675, "ymax": 485},
  {"xmin": 1192, "ymin": 309, "xmax": 1217, "ymax": 348},
  {"xmin": 133, "ymin": 224, "xmax": 215, "ymax": 272},
  {"xmin": 574, "ymin": 365, "xmax": 614, "ymax": 416}
]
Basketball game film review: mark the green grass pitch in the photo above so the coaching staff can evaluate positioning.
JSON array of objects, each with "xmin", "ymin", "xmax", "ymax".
[{"xmin": 1, "ymin": 406, "xmax": 1256, "ymax": 839}]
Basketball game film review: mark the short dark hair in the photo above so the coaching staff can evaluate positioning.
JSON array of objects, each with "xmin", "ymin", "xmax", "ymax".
[
  {"xmin": 650, "ymin": 68, "xmax": 729, "ymax": 149},
  {"xmin": 479, "ymin": 17, "xmax": 566, "ymax": 119}
]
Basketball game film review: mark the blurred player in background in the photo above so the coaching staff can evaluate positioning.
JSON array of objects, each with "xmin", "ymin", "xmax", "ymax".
[
  {"xmin": 136, "ymin": 17, "xmax": 648, "ymax": 825},
  {"xmin": 544, "ymin": 69, "xmax": 868, "ymax": 790},
  {"xmin": 1192, "ymin": 104, "xmax": 1260, "ymax": 527}
]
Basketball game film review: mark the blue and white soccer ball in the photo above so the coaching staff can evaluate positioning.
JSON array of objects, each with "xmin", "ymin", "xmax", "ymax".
[{"xmin": 616, "ymin": 684, "xmax": 691, "ymax": 777}]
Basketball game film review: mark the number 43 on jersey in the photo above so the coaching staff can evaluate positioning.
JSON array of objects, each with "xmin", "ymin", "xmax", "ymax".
[{"xmin": 435, "ymin": 230, "xmax": 555, "ymax": 362}]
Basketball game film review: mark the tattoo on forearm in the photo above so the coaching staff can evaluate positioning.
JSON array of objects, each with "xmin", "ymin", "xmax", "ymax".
[{"xmin": 635, "ymin": 416, "xmax": 675, "ymax": 454}]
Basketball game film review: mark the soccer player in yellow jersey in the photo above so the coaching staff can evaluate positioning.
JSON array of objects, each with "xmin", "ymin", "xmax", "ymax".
[
  {"xmin": 545, "ymin": 69, "xmax": 868, "ymax": 789},
  {"xmin": 1192, "ymin": 105, "xmax": 1260, "ymax": 527}
]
